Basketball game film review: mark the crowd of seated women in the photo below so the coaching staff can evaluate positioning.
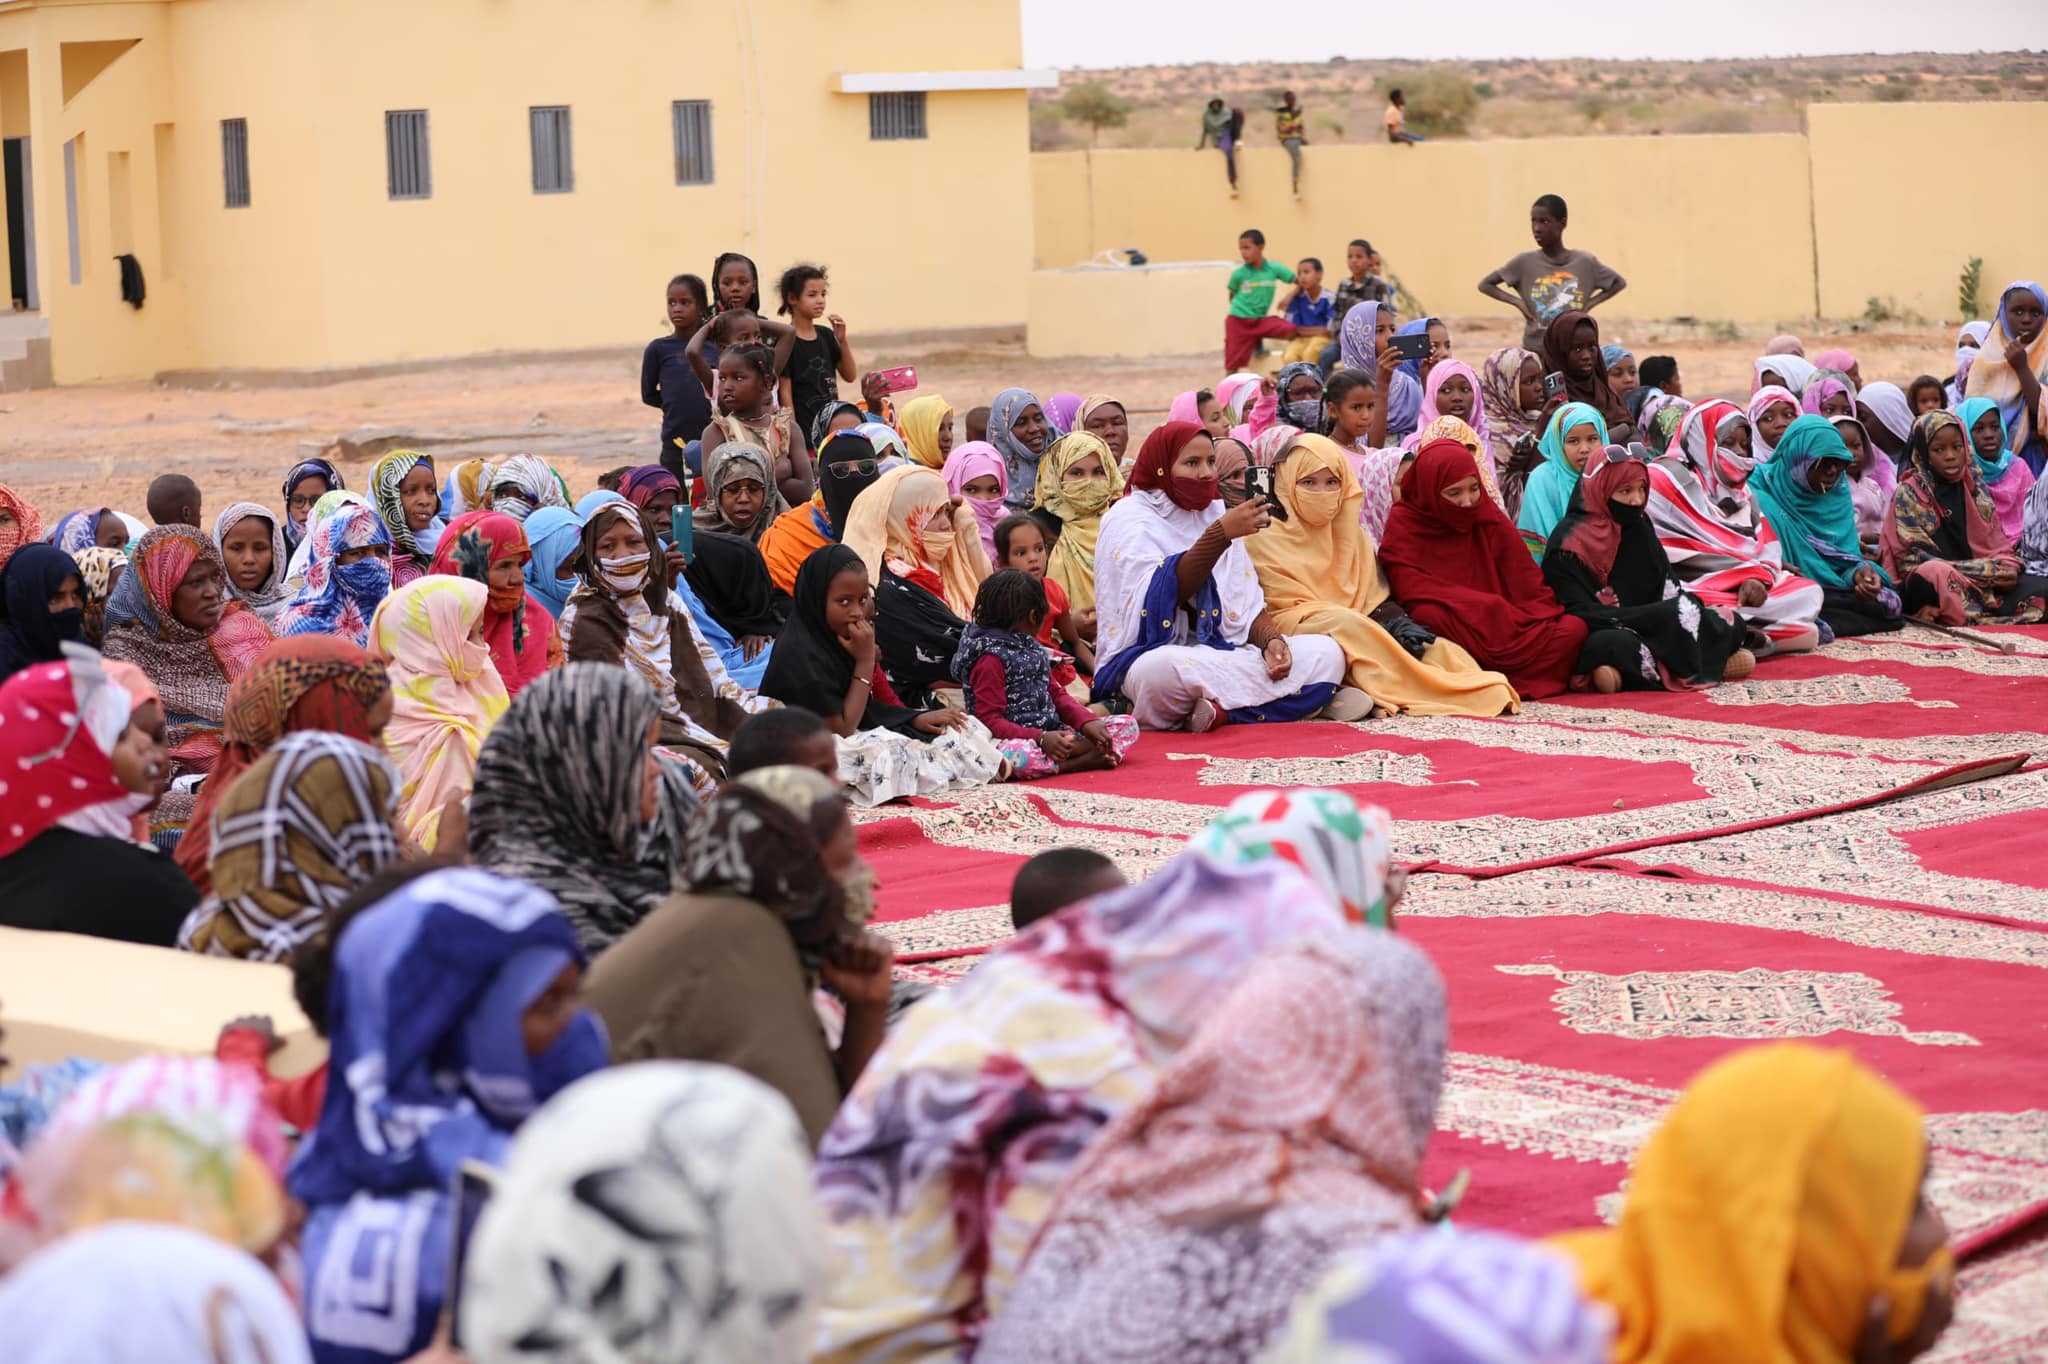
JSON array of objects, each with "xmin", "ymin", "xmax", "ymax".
[{"xmin": 0, "ymin": 274, "xmax": 2030, "ymax": 1362}]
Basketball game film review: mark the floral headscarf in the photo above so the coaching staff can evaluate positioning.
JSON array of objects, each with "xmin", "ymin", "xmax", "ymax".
[
  {"xmin": 838, "ymin": 464, "xmax": 990, "ymax": 618},
  {"xmin": 275, "ymin": 503, "xmax": 393, "ymax": 647},
  {"xmin": 369, "ymin": 576, "xmax": 509, "ymax": 850},
  {"xmin": 1034, "ymin": 430, "xmax": 1122, "ymax": 616},
  {"xmin": 1480, "ymin": 346, "xmax": 1543, "ymax": 472},
  {"xmin": 682, "ymin": 766, "xmax": 853, "ymax": 972}
]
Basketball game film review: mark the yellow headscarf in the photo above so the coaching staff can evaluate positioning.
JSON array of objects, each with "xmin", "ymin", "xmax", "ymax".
[
  {"xmin": 839, "ymin": 465, "xmax": 991, "ymax": 619},
  {"xmin": 1033, "ymin": 430, "xmax": 1123, "ymax": 616},
  {"xmin": 369, "ymin": 576, "xmax": 509, "ymax": 849},
  {"xmin": 1248, "ymin": 433, "xmax": 1517, "ymax": 717},
  {"xmin": 901, "ymin": 394, "xmax": 955, "ymax": 469},
  {"xmin": 1553, "ymin": 1044, "xmax": 1954, "ymax": 1364},
  {"xmin": 1249, "ymin": 432, "xmax": 1388, "ymax": 617}
]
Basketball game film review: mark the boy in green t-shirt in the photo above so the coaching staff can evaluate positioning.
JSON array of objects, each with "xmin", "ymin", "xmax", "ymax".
[{"xmin": 1223, "ymin": 229, "xmax": 1299, "ymax": 374}]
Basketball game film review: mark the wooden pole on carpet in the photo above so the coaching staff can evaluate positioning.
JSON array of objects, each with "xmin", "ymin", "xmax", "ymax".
[{"xmin": 1904, "ymin": 616, "xmax": 2018, "ymax": 655}]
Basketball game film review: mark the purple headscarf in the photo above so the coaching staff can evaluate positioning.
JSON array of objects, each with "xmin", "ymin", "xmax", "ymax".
[{"xmin": 1043, "ymin": 393, "xmax": 1083, "ymax": 439}]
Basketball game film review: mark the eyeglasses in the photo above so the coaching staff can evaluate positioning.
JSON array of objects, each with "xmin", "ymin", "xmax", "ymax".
[{"xmin": 828, "ymin": 459, "xmax": 878, "ymax": 479}]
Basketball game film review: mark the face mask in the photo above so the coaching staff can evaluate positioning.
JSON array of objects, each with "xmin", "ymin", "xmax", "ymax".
[
  {"xmin": 1165, "ymin": 476, "xmax": 1219, "ymax": 512},
  {"xmin": 968, "ymin": 494, "xmax": 1006, "ymax": 528},
  {"xmin": 839, "ymin": 859, "xmax": 877, "ymax": 930},
  {"xmin": 493, "ymin": 493, "xmax": 535, "ymax": 522},
  {"xmin": 1292, "ymin": 488, "xmax": 1344, "ymax": 528},
  {"xmin": 1055, "ymin": 477, "xmax": 1113, "ymax": 516},
  {"xmin": 485, "ymin": 578, "xmax": 526, "ymax": 614},
  {"xmin": 598, "ymin": 551, "xmax": 651, "ymax": 596},
  {"xmin": 1608, "ymin": 496, "xmax": 1647, "ymax": 524},
  {"xmin": 1282, "ymin": 399, "xmax": 1324, "ymax": 432},
  {"xmin": 529, "ymin": 1009, "xmax": 611, "ymax": 1106},
  {"xmin": 922, "ymin": 528, "xmax": 954, "ymax": 565},
  {"xmin": 49, "ymin": 606, "xmax": 85, "ymax": 644},
  {"xmin": 334, "ymin": 558, "xmax": 392, "ymax": 600}
]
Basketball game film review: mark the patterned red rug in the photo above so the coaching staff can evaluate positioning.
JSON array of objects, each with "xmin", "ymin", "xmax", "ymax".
[{"xmin": 861, "ymin": 626, "xmax": 2048, "ymax": 1361}]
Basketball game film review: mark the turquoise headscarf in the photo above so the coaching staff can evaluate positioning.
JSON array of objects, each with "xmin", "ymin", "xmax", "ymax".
[
  {"xmin": 521, "ymin": 506, "xmax": 582, "ymax": 619},
  {"xmin": 1751, "ymin": 415, "xmax": 1887, "ymax": 590},
  {"xmin": 1516, "ymin": 402, "xmax": 1608, "ymax": 552},
  {"xmin": 1956, "ymin": 396, "xmax": 2015, "ymax": 485}
]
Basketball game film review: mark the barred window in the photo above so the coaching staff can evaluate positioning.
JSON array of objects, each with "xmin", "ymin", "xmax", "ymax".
[
  {"xmin": 530, "ymin": 105, "xmax": 573, "ymax": 193},
  {"xmin": 221, "ymin": 117, "xmax": 250, "ymax": 208},
  {"xmin": 672, "ymin": 100, "xmax": 713, "ymax": 184},
  {"xmin": 868, "ymin": 92, "xmax": 926, "ymax": 141},
  {"xmin": 386, "ymin": 110, "xmax": 431, "ymax": 200}
]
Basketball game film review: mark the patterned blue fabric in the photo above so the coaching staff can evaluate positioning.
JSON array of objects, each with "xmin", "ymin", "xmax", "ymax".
[
  {"xmin": 952, "ymin": 621, "xmax": 1058, "ymax": 730},
  {"xmin": 291, "ymin": 867, "xmax": 608, "ymax": 1364}
]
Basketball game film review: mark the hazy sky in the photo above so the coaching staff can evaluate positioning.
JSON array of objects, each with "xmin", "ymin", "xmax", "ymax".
[{"xmin": 1021, "ymin": 0, "xmax": 2048, "ymax": 68}]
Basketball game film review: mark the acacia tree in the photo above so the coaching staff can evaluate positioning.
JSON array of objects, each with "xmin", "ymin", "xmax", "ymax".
[{"xmin": 1061, "ymin": 82, "xmax": 1134, "ymax": 146}]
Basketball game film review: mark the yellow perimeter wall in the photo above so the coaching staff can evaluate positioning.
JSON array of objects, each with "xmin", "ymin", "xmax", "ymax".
[{"xmin": 1034, "ymin": 102, "xmax": 2048, "ymax": 342}]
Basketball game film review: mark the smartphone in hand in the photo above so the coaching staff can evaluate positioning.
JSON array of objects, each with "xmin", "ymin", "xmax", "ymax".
[
  {"xmin": 670, "ymin": 505, "xmax": 693, "ymax": 564},
  {"xmin": 873, "ymin": 365, "xmax": 919, "ymax": 394},
  {"xmin": 1543, "ymin": 372, "xmax": 1567, "ymax": 399},
  {"xmin": 1243, "ymin": 466, "xmax": 1288, "ymax": 521},
  {"xmin": 445, "ymin": 1160, "xmax": 498, "ymax": 1349},
  {"xmin": 1389, "ymin": 333, "xmax": 1432, "ymax": 362}
]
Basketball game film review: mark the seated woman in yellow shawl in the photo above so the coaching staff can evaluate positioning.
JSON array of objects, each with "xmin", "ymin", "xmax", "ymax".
[
  {"xmin": 1032, "ymin": 430, "xmax": 1123, "ymax": 626},
  {"xmin": 1247, "ymin": 432, "xmax": 1520, "ymax": 717},
  {"xmin": 1554, "ymin": 1043, "xmax": 1954, "ymax": 1364}
]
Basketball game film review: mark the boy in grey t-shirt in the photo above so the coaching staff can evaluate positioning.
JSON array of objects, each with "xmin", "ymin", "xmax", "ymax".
[{"xmin": 1477, "ymin": 193, "xmax": 1626, "ymax": 352}]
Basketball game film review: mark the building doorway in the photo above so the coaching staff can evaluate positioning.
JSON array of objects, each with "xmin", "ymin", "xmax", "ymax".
[{"xmin": 4, "ymin": 138, "xmax": 37, "ymax": 311}]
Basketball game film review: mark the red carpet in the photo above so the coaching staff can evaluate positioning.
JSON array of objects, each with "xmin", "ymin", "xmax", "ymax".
[{"xmin": 863, "ymin": 626, "xmax": 2048, "ymax": 1361}]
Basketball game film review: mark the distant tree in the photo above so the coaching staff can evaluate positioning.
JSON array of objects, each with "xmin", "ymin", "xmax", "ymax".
[
  {"xmin": 1374, "ymin": 72, "xmax": 1479, "ymax": 137},
  {"xmin": 1060, "ymin": 82, "xmax": 1135, "ymax": 146}
]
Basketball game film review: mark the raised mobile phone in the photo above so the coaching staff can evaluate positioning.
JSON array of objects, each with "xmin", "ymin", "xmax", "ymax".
[
  {"xmin": 1543, "ymin": 371, "xmax": 1567, "ymax": 399},
  {"xmin": 1389, "ymin": 333, "xmax": 1432, "ymax": 362},
  {"xmin": 1243, "ymin": 466, "xmax": 1288, "ymax": 521},
  {"xmin": 874, "ymin": 364, "xmax": 919, "ymax": 394},
  {"xmin": 444, "ymin": 1159, "xmax": 497, "ymax": 1349},
  {"xmin": 670, "ymin": 504, "xmax": 693, "ymax": 564}
]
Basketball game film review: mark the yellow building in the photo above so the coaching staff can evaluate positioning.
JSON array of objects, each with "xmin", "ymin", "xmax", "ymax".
[{"xmin": 0, "ymin": 0, "xmax": 1052, "ymax": 384}]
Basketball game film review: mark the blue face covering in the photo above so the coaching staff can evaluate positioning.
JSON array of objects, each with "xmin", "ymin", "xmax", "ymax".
[
  {"xmin": 521, "ymin": 507, "xmax": 583, "ymax": 619},
  {"xmin": 528, "ymin": 1010, "xmax": 611, "ymax": 1105}
]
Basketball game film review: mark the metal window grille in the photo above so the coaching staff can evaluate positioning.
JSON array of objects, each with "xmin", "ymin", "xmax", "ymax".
[
  {"xmin": 386, "ymin": 110, "xmax": 431, "ymax": 200},
  {"xmin": 868, "ymin": 92, "xmax": 927, "ymax": 141},
  {"xmin": 672, "ymin": 99, "xmax": 714, "ymax": 185},
  {"xmin": 221, "ymin": 117, "xmax": 250, "ymax": 208},
  {"xmin": 530, "ymin": 105, "xmax": 573, "ymax": 193}
]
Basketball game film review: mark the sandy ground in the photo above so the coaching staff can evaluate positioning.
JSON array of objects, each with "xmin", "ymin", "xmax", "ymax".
[{"xmin": 0, "ymin": 317, "xmax": 1957, "ymax": 520}]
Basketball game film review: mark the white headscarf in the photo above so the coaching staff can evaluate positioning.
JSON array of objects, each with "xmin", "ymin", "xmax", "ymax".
[
  {"xmin": 1753, "ymin": 354, "xmax": 1817, "ymax": 395},
  {"xmin": 0, "ymin": 1222, "xmax": 311, "ymax": 1364},
  {"xmin": 459, "ymin": 1062, "xmax": 829, "ymax": 1364},
  {"xmin": 1856, "ymin": 381, "xmax": 1915, "ymax": 446}
]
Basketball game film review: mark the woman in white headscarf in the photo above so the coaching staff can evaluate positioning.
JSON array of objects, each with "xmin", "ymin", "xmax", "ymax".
[
  {"xmin": 0, "ymin": 1222, "xmax": 311, "ymax": 1364},
  {"xmin": 459, "ymin": 1062, "xmax": 830, "ymax": 1364}
]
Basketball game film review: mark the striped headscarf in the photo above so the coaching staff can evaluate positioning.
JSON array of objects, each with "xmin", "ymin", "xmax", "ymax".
[
  {"xmin": 485, "ymin": 454, "xmax": 571, "ymax": 523},
  {"xmin": 370, "ymin": 576, "xmax": 509, "ymax": 851},
  {"xmin": 467, "ymin": 664, "xmax": 693, "ymax": 956},
  {"xmin": 693, "ymin": 441, "xmax": 789, "ymax": 545},
  {"xmin": 171, "ymin": 635, "xmax": 391, "ymax": 894},
  {"xmin": 176, "ymin": 730, "xmax": 403, "ymax": 961}
]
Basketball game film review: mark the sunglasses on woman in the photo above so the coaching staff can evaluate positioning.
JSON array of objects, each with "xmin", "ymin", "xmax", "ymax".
[
  {"xmin": 828, "ymin": 459, "xmax": 878, "ymax": 479},
  {"xmin": 1599, "ymin": 443, "xmax": 1654, "ymax": 466}
]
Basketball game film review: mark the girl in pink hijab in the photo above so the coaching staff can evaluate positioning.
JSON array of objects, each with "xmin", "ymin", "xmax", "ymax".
[{"xmin": 942, "ymin": 440, "xmax": 1010, "ymax": 565}]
